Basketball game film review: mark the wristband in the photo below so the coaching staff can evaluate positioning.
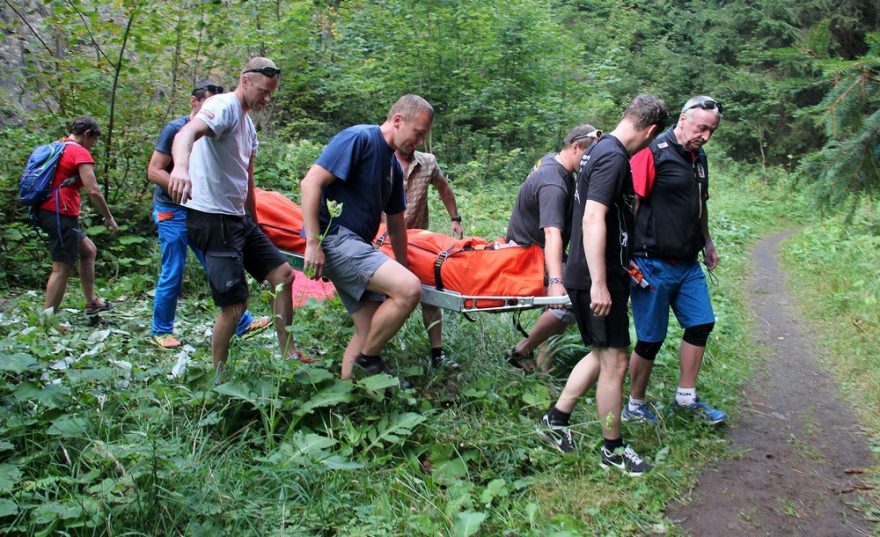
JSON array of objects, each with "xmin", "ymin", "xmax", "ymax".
[
  {"xmin": 548, "ymin": 277, "xmax": 563, "ymax": 285},
  {"xmin": 450, "ymin": 215, "xmax": 462, "ymax": 222}
]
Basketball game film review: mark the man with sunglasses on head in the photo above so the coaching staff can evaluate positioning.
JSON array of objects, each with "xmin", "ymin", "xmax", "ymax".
[
  {"xmin": 622, "ymin": 95, "xmax": 726, "ymax": 426},
  {"xmin": 147, "ymin": 79, "xmax": 268, "ymax": 349},
  {"xmin": 167, "ymin": 58, "xmax": 299, "ymax": 371},
  {"xmin": 503, "ymin": 124, "xmax": 603, "ymax": 373}
]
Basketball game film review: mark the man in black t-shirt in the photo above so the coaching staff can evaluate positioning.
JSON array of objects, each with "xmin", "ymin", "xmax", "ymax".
[
  {"xmin": 536, "ymin": 95, "xmax": 669, "ymax": 477},
  {"xmin": 503, "ymin": 124, "xmax": 603, "ymax": 372}
]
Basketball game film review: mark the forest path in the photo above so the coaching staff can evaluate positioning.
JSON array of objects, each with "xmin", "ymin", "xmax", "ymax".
[{"xmin": 665, "ymin": 230, "xmax": 875, "ymax": 536}]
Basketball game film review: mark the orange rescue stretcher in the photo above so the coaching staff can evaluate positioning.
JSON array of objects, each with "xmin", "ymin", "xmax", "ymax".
[{"xmin": 254, "ymin": 188, "xmax": 571, "ymax": 314}]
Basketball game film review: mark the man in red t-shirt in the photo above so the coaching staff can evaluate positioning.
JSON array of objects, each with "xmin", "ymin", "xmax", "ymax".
[{"xmin": 35, "ymin": 116, "xmax": 118, "ymax": 314}]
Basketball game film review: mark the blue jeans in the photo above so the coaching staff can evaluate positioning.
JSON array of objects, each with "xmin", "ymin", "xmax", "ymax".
[{"xmin": 152, "ymin": 205, "xmax": 255, "ymax": 336}]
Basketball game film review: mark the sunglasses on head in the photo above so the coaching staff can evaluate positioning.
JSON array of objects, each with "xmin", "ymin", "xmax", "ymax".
[
  {"xmin": 193, "ymin": 84, "xmax": 224, "ymax": 95},
  {"xmin": 573, "ymin": 130, "xmax": 603, "ymax": 144},
  {"xmin": 243, "ymin": 66, "xmax": 281, "ymax": 78},
  {"xmin": 683, "ymin": 99, "xmax": 723, "ymax": 115}
]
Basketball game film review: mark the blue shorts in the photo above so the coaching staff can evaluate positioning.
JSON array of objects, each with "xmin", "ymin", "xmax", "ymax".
[
  {"xmin": 630, "ymin": 257, "xmax": 715, "ymax": 343},
  {"xmin": 322, "ymin": 226, "xmax": 390, "ymax": 314}
]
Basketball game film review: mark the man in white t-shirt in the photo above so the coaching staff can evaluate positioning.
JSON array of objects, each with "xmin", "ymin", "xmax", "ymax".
[{"xmin": 167, "ymin": 57, "xmax": 300, "ymax": 371}]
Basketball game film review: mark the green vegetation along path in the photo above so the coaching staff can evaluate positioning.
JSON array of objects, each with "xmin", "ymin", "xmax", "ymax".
[{"xmin": 665, "ymin": 231, "xmax": 875, "ymax": 536}]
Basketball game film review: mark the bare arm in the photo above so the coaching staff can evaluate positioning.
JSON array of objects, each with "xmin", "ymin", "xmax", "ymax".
[
  {"xmin": 583, "ymin": 200, "xmax": 610, "ymax": 316},
  {"xmin": 434, "ymin": 178, "xmax": 463, "ymax": 238},
  {"xmin": 300, "ymin": 164, "xmax": 337, "ymax": 279},
  {"xmin": 79, "ymin": 163, "xmax": 118, "ymax": 234},
  {"xmin": 146, "ymin": 151, "xmax": 173, "ymax": 191},
  {"xmin": 542, "ymin": 226, "xmax": 566, "ymax": 298},
  {"xmin": 168, "ymin": 118, "xmax": 212, "ymax": 204},
  {"xmin": 386, "ymin": 212, "xmax": 409, "ymax": 269}
]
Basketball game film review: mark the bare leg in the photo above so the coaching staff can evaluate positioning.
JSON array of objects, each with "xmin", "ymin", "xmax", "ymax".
[
  {"xmin": 212, "ymin": 302, "xmax": 245, "ymax": 370},
  {"xmin": 265, "ymin": 263, "xmax": 295, "ymax": 356},
  {"xmin": 422, "ymin": 304, "xmax": 442, "ymax": 349},
  {"xmin": 341, "ymin": 301, "xmax": 380, "ymax": 380},
  {"xmin": 628, "ymin": 351, "xmax": 656, "ymax": 400},
  {"xmin": 360, "ymin": 260, "xmax": 421, "ymax": 356},
  {"xmin": 678, "ymin": 340, "xmax": 705, "ymax": 389},
  {"xmin": 77, "ymin": 237, "xmax": 98, "ymax": 304},
  {"xmin": 595, "ymin": 347, "xmax": 628, "ymax": 439},
  {"xmin": 554, "ymin": 351, "xmax": 601, "ymax": 413},
  {"xmin": 44, "ymin": 261, "xmax": 74, "ymax": 312}
]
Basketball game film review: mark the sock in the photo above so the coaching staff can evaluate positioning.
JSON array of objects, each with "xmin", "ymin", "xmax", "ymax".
[
  {"xmin": 628, "ymin": 397, "xmax": 646, "ymax": 412},
  {"xmin": 547, "ymin": 405, "xmax": 571, "ymax": 426},
  {"xmin": 356, "ymin": 353, "xmax": 381, "ymax": 367},
  {"xmin": 603, "ymin": 436, "xmax": 625, "ymax": 451},
  {"xmin": 676, "ymin": 387, "xmax": 696, "ymax": 406},
  {"xmin": 431, "ymin": 347, "xmax": 444, "ymax": 360}
]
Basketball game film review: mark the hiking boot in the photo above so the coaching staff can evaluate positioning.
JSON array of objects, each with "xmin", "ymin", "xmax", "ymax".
[
  {"xmin": 152, "ymin": 334, "xmax": 183, "ymax": 349},
  {"xmin": 536, "ymin": 414, "xmax": 575, "ymax": 454},
  {"xmin": 504, "ymin": 346, "xmax": 535, "ymax": 372},
  {"xmin": 432, "ymin": 353, "xmax": 460, "ymax": 369},
  {"xmin": 353, "ymin": 356, "xmax": 412, "ymax": 390},
  {"xmin": 672, "ymin": 397, "xmax": 727, "ymax": 425},
  {"xmin": 622, "ymin": 402, "xmax": 658, "ymax": 424},
  {"xmin": 238, "ymin": 315, "xmax": 271, "ymax": 338},
  {"xmin": 85, "ymin": 299, "xmax": 112, "ymax": 315},
  {"xmin": 600, "ymin": 444, "xmax": 653, "ymax": 476}
]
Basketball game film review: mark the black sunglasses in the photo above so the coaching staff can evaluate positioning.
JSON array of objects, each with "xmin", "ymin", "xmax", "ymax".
[
  {"xmin": 243, "ymin": 67, "xmax": 281, "ymax": 78},
  {"xmin": 683, "ymin": 99, "xmax": 723, "ymax": 115},
  {"xmin": 193, "ymin": 84, "xmax": 224, "ymax": 95}
]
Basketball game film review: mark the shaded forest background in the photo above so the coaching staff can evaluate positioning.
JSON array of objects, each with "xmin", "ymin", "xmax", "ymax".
[{"xmin": 0, "ymin": 0, "xmax": 878, "ymax": 286}]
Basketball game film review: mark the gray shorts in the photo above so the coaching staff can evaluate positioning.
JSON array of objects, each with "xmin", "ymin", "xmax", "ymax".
[
  {"xmin": 549, "ymin": 306, "xmax": 576, "ymax": 325},
  {"xmin": 322, "ymin": 226, "xmax": 390, "ymax": 313}
]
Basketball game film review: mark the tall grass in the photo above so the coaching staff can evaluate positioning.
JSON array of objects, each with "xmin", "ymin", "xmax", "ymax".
[{"xmin": 0, "ymin": 162, "xmax": 843, "ymax": 535}]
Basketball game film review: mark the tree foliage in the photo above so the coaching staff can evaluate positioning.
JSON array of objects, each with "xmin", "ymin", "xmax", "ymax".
[{"xmin": 0, "ymin": 0, "xmax": 878, "ymax": 287}]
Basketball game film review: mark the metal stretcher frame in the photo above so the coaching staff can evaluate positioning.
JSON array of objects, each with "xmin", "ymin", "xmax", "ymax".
[{"xmin": 281, "ymin": 249, "xmax": 571, "ymax": 314}]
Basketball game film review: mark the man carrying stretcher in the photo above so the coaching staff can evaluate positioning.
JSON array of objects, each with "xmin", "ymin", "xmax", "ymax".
[{"xmin": 300, "ymin": 95, "xmax": 434, "ymax": 388}]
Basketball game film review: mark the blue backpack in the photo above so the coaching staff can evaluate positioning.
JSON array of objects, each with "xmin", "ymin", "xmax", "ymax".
[{"xmin": 19, "ymin": 141, "xmax": 77, "ymax": 207}]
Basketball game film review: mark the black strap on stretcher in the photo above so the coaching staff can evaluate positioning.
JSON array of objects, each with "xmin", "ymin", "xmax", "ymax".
[{"xmin": 373, "ymin": 232, "xmax": 534, "ymax": 333}]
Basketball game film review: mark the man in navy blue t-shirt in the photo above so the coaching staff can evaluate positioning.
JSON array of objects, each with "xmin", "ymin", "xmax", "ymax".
[{"xmin": 300, "ymin": 95, "xmax": 434, "ymax": 386}]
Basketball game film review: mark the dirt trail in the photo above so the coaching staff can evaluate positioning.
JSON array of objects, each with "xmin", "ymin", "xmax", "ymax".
[{"xmin": 665, "ymin": 231, "xmax": 876, "ymax": 536}]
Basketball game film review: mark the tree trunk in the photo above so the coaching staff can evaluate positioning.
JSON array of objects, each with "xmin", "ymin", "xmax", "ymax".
[{"xmin": 102, "ymin": 6, "xmax": 138, "ymax": 198}]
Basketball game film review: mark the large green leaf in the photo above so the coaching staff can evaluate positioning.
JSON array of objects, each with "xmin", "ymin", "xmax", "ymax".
[
  {"xmin": 214, "ymin": 381, "xmax": 256, "ymax": 404},
  {"xmin": 0, "ymin": 353, "xmax": 38, "ymax": 373},
  {"xmin": 46, "ymin": 416, "xmax": 89, "ymax": 437},
  {"xmin": 365, "ymin": 412, "xmax": 426, "ymax": 451},
  {"xmin": 0, "ymin": 464, "xmax": 22, "ymax": 493},
  {"xmin": 451, "ymin": 511, "xmax": 486, "ymax": 537},
  {"xmin": 295, "ymin": 382, "xmax": 356, "ymax": 418},
  {"xmin": 0, "ymin": 498, "xmax": 17, "ymax": 517}
]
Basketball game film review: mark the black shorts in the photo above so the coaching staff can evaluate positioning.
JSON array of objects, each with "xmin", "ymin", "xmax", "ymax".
[
  {"xmin": 186, "ymin": 209, "xmax": 287, "ymax": 307},
  {"xmin": 567, "ymin": 282, "xmax": 631, "ymax": 349},
  {"xmin": 36, "ymin": 209, "xmax": 84, "ymax": 263}
]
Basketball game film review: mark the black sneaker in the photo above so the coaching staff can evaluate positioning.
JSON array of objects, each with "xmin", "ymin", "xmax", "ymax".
[
  {"xmin": 536, "ymin": 414, "xmax": 576, "ymax": 453},
  {"xmin": 504, "ymin": 346, "xmax": 535, "ymax": 372},
  {"xmin": 432, "ymin": 353, "xmax": 460, "ymax": 369},
  {"xmin": 353, "ymin": 356, "xmax": 412, "ymax": 390},
  {"xmin": 599, "ymin": 444, "xmax": 653, "ymax": 476}
]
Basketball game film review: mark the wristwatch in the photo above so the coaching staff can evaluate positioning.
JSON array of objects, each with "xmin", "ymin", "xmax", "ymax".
[{"xmin": 450, "ymin": 215, "xmax": 462, "ymax": 222}]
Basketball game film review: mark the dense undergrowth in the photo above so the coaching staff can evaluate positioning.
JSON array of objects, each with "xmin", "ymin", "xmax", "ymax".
[{"xmin": 0, "ymin": 162, "xmax": 866, "ymax": 535}]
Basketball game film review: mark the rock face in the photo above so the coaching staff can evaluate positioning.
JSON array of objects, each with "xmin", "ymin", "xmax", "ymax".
[{"xmin": 1, "ymin": 1, "xmax": 50, "ymax": 125}]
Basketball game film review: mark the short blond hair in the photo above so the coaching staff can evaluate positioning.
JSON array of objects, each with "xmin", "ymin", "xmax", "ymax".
[{"xmin": 387, "ymin": 94, "xmax": 434, "ymax": 122}]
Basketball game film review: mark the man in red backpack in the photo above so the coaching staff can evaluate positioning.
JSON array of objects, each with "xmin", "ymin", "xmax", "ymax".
[{"xmin": 35, "ymin": 116, "xmax": 118, "ymax": 314}]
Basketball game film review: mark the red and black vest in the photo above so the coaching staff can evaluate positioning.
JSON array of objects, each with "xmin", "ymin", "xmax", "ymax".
[{"xmin": 633, "ymin": 128, "xmax": 708, "ymax": 262}]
